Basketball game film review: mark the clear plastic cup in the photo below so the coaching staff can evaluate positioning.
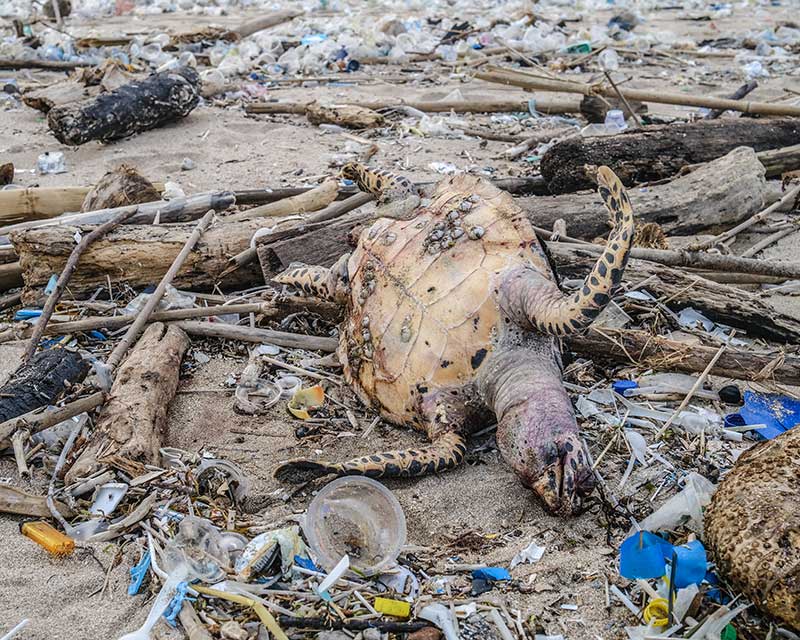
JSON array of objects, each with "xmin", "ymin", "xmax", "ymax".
[{"xmin": 305, "ymin": 476, "xmax": 406, "ymax": 576}]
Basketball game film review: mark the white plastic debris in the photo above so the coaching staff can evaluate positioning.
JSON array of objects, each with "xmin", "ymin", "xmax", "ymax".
[
  {"xmin": 317, "ymin": 554, "xmax": 350, "ymax": 594},
  {"xmin": 90, "ymin": 482, "xmax": 129, "ymax": 516},
  {"xmin": 510, "ymin": 540, "xmax": 546, "ymax": 568},
  {"xmin": 637, "ymin": 472, "xmax": 715, "ymax": 534},
  {"xmin": 420, "ymin": 603, "xmax": 459, "ymax": 640}
]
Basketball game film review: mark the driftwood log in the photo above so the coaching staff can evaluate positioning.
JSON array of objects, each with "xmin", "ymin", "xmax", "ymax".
[
  {"xmin": 256, "ymin": 148, "xmax": 769, "ymax": 280},
  {"xmin": 566, "ymin": 328, "xmax": 800, "ymax": 386},
  {"xmin": 0, "ymin": 349, "xmax": 89, "ymax": 423},
  {"xmin": 539, "ymin": 118, "xmax": 800, "ymax": 193},
  {"xmin": 550, "ymin": 246, "xmax": 800, "ymax": 344},
  {"xmin": 47, "ymin": 67, "xmax": 200, "ymax": 145},
  {"xmin": 65, "ymin": 323, "xmax": 188, "ymax": 484}
]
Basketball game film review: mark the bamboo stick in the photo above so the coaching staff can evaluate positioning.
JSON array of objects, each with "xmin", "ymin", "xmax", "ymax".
[
  {"xmin": 475, "ymin": 66, "xmax": 800, "ymax": 117},
  {"xmin": 228, "ymin": 179, "xmax": 338, "ymax": 222},
  {"xmin": 246, "ymin": 96, "xmax": 579, "ymax": 116}
]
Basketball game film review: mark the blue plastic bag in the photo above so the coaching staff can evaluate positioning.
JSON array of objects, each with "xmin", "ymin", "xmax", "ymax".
[
  {"xmin": 738, "ymin": 391, "xmax": 800, "ymax": 440},
  {"xmin": 620, "ymin": 531, "xmax": 671, "ymax": 580},
  {"xmin": 472, "ymin": 567, "xmax": 511, "ymax": 582}
]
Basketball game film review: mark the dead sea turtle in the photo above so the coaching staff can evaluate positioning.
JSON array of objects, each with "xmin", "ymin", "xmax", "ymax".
[
  {"xmin": 705, "ymin": 426, "xmax": 800, "ymax": 630},
  {"xmin": 273, "ymin": 162, "xmax": 634, "ymax": 515}
]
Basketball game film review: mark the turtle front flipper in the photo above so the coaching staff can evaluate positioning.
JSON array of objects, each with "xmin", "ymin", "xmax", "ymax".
[
  {"xmin": 274, "ymin": 253, "xmax": 349, "ymax": 303},
  {"xmin": 340, "ymin": 162, "xmax": 414, "ymax": 201},
  {"xmin": 498, "ymin": 165, "xmax": 634, "ymax": 336},
  {"xmin": 273, "ymin": 431, "xmax": 467, "ymax": 483}
]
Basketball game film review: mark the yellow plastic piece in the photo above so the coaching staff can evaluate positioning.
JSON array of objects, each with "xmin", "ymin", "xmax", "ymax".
[
  {"xmin": 643, "ymin": 597, "xmax": 669, "ymax": 627},
  {"xmin": 374, "ymin": 597, "xmax": 411, "ymax": 618},
  {"xmin": 21, "ymin": 521, "xmax": 75, "ymax": 556},
  {"xmin": 288, "ymin": 385, "xmax": 325, "ymax": 420}
]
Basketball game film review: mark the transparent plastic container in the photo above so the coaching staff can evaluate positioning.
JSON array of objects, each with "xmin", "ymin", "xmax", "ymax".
[{"xmin": 305, "ymin": 476, "xmax": 406, "ymax": 576}]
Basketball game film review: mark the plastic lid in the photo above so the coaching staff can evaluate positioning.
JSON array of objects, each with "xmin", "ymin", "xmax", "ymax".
[{"xmin": 304, "ymin": 476, "xmax": 406, "ymax": 576}]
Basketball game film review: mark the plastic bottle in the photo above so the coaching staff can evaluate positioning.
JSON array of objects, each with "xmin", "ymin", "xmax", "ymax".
[
  {"xmin": 599, "ymin": 48, "xmax": 620, "ymax": 72},
  {"xmin": 604, "ymin": 109, "xmax": 628, "ymax": 130},
  {"xmin": 37, "ymin": 151, "xmax": 66, "ymax": 174}
]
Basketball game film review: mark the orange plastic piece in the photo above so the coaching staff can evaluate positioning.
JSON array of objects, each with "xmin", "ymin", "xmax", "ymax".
[{"xmin": 21, "ymin": 521, "xmax": 75, "ymax": 556}]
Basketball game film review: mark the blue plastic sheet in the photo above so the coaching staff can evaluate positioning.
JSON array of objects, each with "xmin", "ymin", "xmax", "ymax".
[
  {"xmin": 671, "ymin": 540, "xmax": 707, "ymax": 588},
  {"xmin": 737, "ymin": 391, "xmax": 800, "ymax": 440},
  {"xmin": 293, "ymin": 555, "xmax": 319, "ymax": 572}
]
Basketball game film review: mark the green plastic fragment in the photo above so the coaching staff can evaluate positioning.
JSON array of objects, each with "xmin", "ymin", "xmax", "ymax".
[{"xmin": 721, "ymin": 624, "xmax": 737, "ymax": 640}]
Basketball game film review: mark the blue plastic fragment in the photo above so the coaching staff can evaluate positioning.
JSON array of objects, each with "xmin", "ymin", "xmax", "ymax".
[
  {"xmin": 44, "ymin": 274, "xmax": 58, "ymax": 295},
  {"xmin": 620, "ymin": 531, "xmax": 670, "ymax": 580},
  {"xmin": 88, "ymin": 330, "xmax": 107, "ymax": 341},
  {"xmin": 620, "ymin": 532, "xmax": 708, "ymax": 587},
  {"xmin": 128, "ymin": 551, "xmax": 151, "ymax": 596},
  {"xmin": 14, "ymin": 309, "xmax": 42, "ymax": 321},
  {"xmin": 163, "ymin": 581, "xmax": 191, "ymax": 627},
  {"xmin": 723, "ymin": 413, "xmax": 746, "ymax": 429},
  {"xmin": 300, "ymin": 33, "xmax": 328, "ymax": 45},
  {"xmin": 613, "ymin": 380, "xmax": 638, "ymax": 396},
  {"xmin": 670, "ymin": 540, "xmax": 707, "ymax": 588},
  {"xmin": 738, "ymin": 391, "xmax": 800, "ymax": 440},
  {"xmin": 472, "ymin": 567, "xmax": 511, "ymax": 582},
  {"xmin": 294, "ymin": 555, "xmax": 319, "ymax": 572}
]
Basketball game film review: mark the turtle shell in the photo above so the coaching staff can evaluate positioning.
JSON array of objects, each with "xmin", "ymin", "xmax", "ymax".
[{"xmin": 338, "ymin": 174, "xmax": 555, "ymax": 425}]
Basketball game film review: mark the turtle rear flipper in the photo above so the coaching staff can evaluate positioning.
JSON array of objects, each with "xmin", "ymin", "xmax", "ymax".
[
  {"xmin": 274, "ymin": 432, "xmax": 467, "ymax": 483},
  {"xmin": 340, "ymin": 162, "xmax": 414, "ymax": 202}
]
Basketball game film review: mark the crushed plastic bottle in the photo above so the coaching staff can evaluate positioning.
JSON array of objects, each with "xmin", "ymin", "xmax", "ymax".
[
  {"xmin": 598, "ymin": 48, "xmax": 620, "ymax": 71},
  {"xmin": 37, "ymin": 151, "xmax": 66, "ymax": 175}
]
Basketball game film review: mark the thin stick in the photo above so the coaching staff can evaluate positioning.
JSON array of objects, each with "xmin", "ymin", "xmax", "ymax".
[
  {"xmin": 740, "ymin": 224, "xmax": 798, "ymax": 258},
  {"xmin": 105, "ymin": 210, "xmax": 215, "ymax": 372},
  {"xmin": 655, "ymin": 336, "xmax": 732, "ymax": 438},
  {"xmin": 603, "ymin": 71, "xmax": 643, "ymax": 127},
  {"xmin": 691, "ymin": 183, "xmax": 800, "ymax": 250},
  {"xmin": 11, "ymin": 429, "xmax": 30, "ymax": 476},
  {"xmin": 23, "ymin": 207, "xmax": 141, "ymax": 361},
  {"xmin": 0, "ymin": 391, "xmax": 105, "ymax": 446}
]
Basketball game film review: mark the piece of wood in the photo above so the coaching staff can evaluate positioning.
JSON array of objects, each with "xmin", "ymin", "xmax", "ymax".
[
  {"xmin": 0, "ymin": 261, "xmax": 23, "ymax": 291},
  {"xmin": 178, "ymin": 603, "xmax": 214, "ymax": 640},
  {"xmin": 567, "ymin": 328, "xmax": 800, "ymax": 386},
  {"xmin": 757, "ymin": 143, "xmax": 800, "ymax": 178},
  {"xmin": 0, "ymin": 298, "xmax": 341, "ymax": 344},
  {"xmin": 11, "ymin": 215, "xmax": 265, "ymax": 302},
  {"xmin": 0, "ymin": 58, "xmax": 91, "ymax": 70},
  {"xmin": 539, "ymin": 118, "xmax": 800, "ymax": 193},
  {"xmin": 246, "ymin": 96, "xmax": 579, "ymax": 116},
  {"xmin": 0, "ymin": 163, "xmax": 12, "ymax": 186},
  {"xmin": 105, "ymin": 210, "xmax": 215, "ymax": 372},
  {"xmin": 0, "ymin": 485, "xmax": 73, "ymax": 518},
  {"xmin": 172, "ymin": 321, "xmax": 339, "ymax": 352},
  {"xmin": 47, "ymin": 67, "xmax": 200, "ymax": 146},
  {"xmin": 234, "ymin": 191, "xmax": 374, "ymax": 272},
  {"xmin": 550, "ymin": 246, "xmax": 800, "ymax": 344},
  {"xmin": 476, "ymin": 66, "xmax": 800, "ymax": 118},
  {"xmin": 22, "ymin": 80, "xmax": 99, "ymax": 113},
  {"xmin": 65, "ymin": 323, "xmax": 188, "ymax": 484},
  {"xmin": 23, "ymin": 206, "xmax": 141, "ymax": 361},
  {"xmin": 81, "ymin": 165, "xmax": 161, "ymax": 212},
  {"xmin": 0, "ymin": 391, "xmax": 105, "ymax": 447},
  {"xmin": 0, "ymin": 349, "xmax": 89, "ymax": 424},
  {"xmin": 0, "ymin": 190, "xmax": 234, "ymax": 236},
  {"xmin": 229, "ymin": 179, "xmax": 339, "ymax": 222},
  {"xmin": 305, "ymin": 102, "xmax": 384, "ymax": 129}
]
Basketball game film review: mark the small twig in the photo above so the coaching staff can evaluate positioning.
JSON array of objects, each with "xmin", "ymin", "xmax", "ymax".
[
  {"xmin": 11, "ymin": 429, "xmax": 30, "ymax": 477},
  {"xmin": 603, "ymin": 71, "xmax": 643, "ymax": 127},
  {"xmin": 105, "ymin": 210, "xmax": 215, "ymax": 373},
  {"xmin": 655, "ymin": 334, "xmax": 733, "ymax": 438},
  {"xmin": 24, "ymin": 206, "xmax": 141, "ymax": 361}
]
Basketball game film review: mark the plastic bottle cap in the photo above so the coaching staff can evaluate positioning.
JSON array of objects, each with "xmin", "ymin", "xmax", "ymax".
[{"xmin": 613, "ymin": 380, "xmax": 638, "ymax": 395}]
